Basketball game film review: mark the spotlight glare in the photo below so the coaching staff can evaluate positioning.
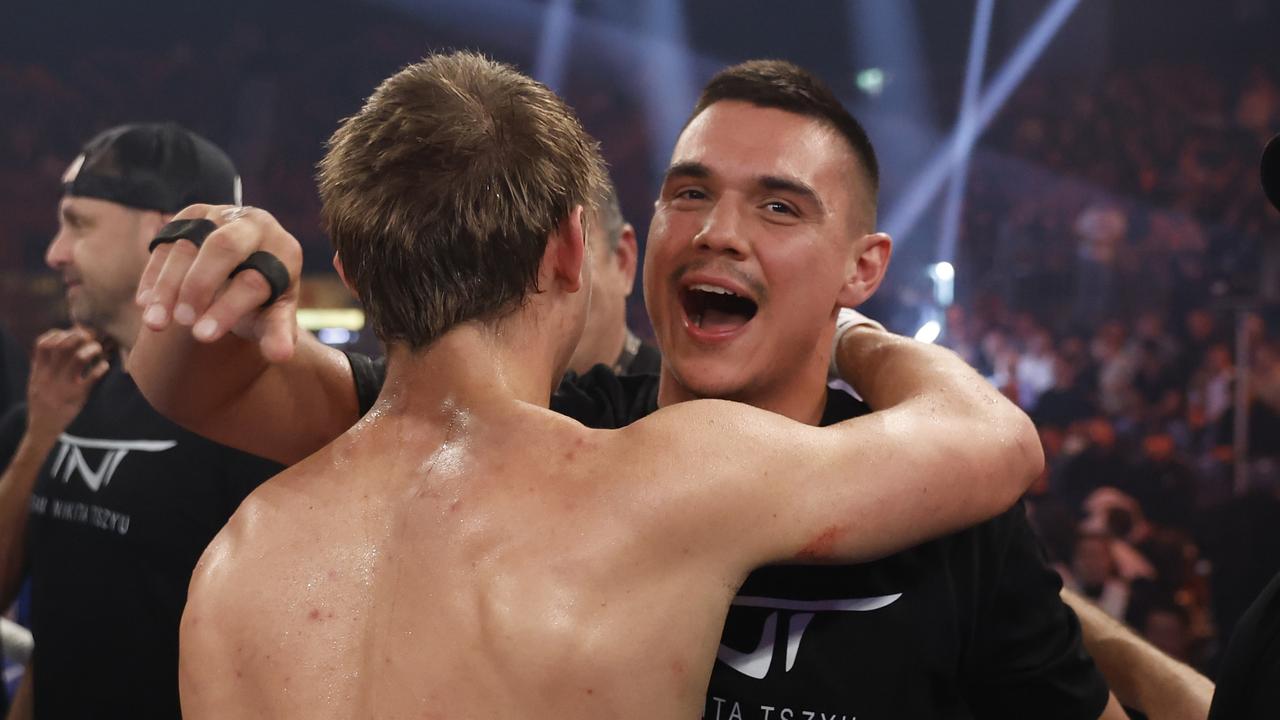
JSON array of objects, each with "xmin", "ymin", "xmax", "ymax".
[
  {"xmin": 914, "ymin": 320, "xmax": 942, "ymax": 344},
  {"xmin": 856, "ymin": 68, "xmax": 886, "ymax": 96}
]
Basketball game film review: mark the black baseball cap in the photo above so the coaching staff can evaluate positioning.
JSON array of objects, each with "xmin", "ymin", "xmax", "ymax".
[
  {"xmin": 1262, "ymin": 133, "xmax": 1280, "ymax": 211},
  {"xmin": 62, "ymin": 122, "xmax": 241, "ymax": 213}
]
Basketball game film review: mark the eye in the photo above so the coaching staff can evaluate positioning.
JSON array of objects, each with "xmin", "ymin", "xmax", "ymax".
[
  {"xmin": 763, "ymin": 200, "xmax": 796, "ymax": 216},
  {"xmin": 675, "ymin": 187, "xmax": 708, "ymax": 201}
]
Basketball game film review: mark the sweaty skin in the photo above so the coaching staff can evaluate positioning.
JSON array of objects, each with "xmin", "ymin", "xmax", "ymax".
[{"xmin": 179, "ymin": 321, "xmax": 1041, "ymax": 720}]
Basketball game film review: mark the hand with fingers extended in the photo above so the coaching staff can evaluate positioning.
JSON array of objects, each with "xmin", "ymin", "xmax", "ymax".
[
  {"xmin": 136, "ymin": 204, "xmax": 303, "ymax": 362},
  {"xmin": 27, "ymin": 327, "xmax": 110, "ymax": 440}
]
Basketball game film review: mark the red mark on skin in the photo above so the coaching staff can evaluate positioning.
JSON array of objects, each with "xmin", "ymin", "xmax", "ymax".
[
  {"xmin": 796, "ymin": 526, "xmax": 841, "ymax": 560},
  {"xmin": 449, "ymin": 499, "xmax": 462, "ymax": 513},
  {"xmin": 671, "ymin": 658, "xmax": 687, "ymax": 678},
  {"xmin": 308, "ymin": 608, "xmax": 322, "ymax": 621},
  {"xmin": 327, "ymin": 569, "xmax": 338, "ymax": 580},
  {"xmin": 235, "ymin": 670, "xmax": 244, "ymax": 679},
  {"xmin": 585, "ymin": 688, "xmax": 594, "ymax": 695},
  {"xmin": 565, "ymin": 436, "xmax": 587, "ymax": 461}
]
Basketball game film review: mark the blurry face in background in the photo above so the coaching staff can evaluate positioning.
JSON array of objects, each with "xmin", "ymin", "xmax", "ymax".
[
  {"xmin": 1085, "ymin": 417, "xmax": 1116, "ymax": 448},
  {"xmin": 567, "ymin": 216, "xmax": 637, "ymax": 375},
  {"xmin": 1142, "ymin": 433, "xmax": 1176, "ymax": 462},
  {"xmin": 645, "ymin": 101, "xmax": 882, "ymax": 410},
  {"xmin": 1072, "ymin": 535, "xmax": 1115, "ymax": 586},
  {"xmin": 45, "ymin": 196, "xmax": 154, "ymax": 340},
  {"xmin": 1143, "ymin": 610, "xmax": 1191, "ymax": 661}
]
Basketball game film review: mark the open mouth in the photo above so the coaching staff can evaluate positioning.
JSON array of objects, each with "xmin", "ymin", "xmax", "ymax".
[{"xmin": 680, "ymin": 283, "xmax": 759, "ymax": 334}]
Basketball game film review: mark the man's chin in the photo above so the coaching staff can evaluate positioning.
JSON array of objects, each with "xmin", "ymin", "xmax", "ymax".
[{"xmin": 664, "ymin": 358, "xmax": 754, "ymax": 402}]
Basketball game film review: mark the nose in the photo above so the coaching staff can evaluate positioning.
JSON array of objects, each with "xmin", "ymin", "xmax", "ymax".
[
  {"xmin": 693, "ymin": 197, "xmax": 749, "ymax": 259},
  {"xmin": 46, "ymin": 228, "xmax": 72, "ymax": 270}
]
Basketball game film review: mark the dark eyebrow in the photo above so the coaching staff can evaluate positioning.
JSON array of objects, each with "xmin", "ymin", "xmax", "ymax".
[
  {"xmin": 759, "ymin": 175, "xmax": 826, "ymax": 215},
  {"xmin": 662, "ymin": 161, "xmax": 711, "ymax": 184},
  {"xmin": 60, "ymin": 205, "xmax": 86, "ymax": 226}
]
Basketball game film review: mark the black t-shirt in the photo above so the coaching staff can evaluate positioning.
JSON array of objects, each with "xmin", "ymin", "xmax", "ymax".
[
  {"xmin": 1208, "ymin": 570, "xmax": 1280, "ymax": 719},
  {"xmin": 0, "ymin": 363, "xmax": 282, "ymax": 719},
  {"xmin": 351, "ymin": 353, "xmax": 1110, "ymax": 717}
]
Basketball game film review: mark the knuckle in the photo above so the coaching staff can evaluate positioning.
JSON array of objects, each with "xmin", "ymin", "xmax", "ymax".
[
  {"xmin": 235, "ymin": 268, "xmax": 273, "ymax": 297},
  {"xmin": 176, "ymin": 203, "xmax": 211, "ymax": 220}
]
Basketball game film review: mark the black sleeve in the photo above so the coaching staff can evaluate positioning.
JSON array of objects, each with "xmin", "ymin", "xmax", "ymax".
[
  {"xmin": 551, "ymin": 365, "xmax": 658, "ymax": 429},
  {"xmin": 221, "ymin": 447, "xmax": 286, "ymax": 516},
  {"xmin": 965, "ymin": 503, "xmax": 1111, "ymax": 718},
  {"xmin": 0, "ymin": 403, "xmax": 27, "ymax": 474},
  {"xmin": 1208, "ymin": 570, "xmax": 1280, "ymax": 720},
  {"xmin": 345, "ymin": 351, "xmax": 387, "ymax": 417}
]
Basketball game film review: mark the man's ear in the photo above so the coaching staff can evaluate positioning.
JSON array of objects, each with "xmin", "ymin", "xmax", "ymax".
[
  {"xmin": 613, "ymin": 223, "xmax": 639, "ymax": 298},
  {"xmin": 836, "ymin": 232, "xmax": 893, "ymax": 308},
  {"xmin": 548, "ymin": 205, "xmax": 587, "ymax": 293},
  {"xmin": 332, "ymin": 252, "xmax": 356, "ymax": 296}
]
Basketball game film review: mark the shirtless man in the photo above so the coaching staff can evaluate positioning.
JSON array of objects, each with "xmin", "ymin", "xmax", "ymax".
[{"xmin": 171, "ymin": 52, "xmax": 1039, "ymax": 718}]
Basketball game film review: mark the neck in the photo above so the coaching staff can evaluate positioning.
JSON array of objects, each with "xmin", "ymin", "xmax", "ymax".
[
  {"xmin": 378, "ymin": 321, "xmax": 565, "ymax": 420},
  {"xmin": 106, "ymin": 306, "xmax": 142, "ymax": 368},
  {"xmin": 655, "ymin": 361, "xmax": 829, "ymax": 426}
]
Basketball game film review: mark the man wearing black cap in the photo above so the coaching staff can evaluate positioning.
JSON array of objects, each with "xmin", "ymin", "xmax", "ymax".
[{"xmin": 0, "ymin": 123, "xmax": 280, "ymax": 718}]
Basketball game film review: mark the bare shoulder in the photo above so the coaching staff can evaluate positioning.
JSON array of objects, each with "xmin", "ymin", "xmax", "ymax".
[
  {"xmin": 619, "ymin": 398, "xmax": 791, "ymax": 444},
  {"xmin": 186, "ymin": 481, "xmax": 286, "ymax": 626}
]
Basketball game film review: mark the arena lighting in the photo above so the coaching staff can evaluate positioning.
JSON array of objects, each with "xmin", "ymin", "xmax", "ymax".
[
  {"xmin": 533, "ymin": 0, "xmax": 574, "ymax": 93},
  {"xmin": 846, "ymin": 0, "xmax": 930, "ymax": 113},
  {"xmin": 641, "ymin": 0, "xmax": 698, "ymax": 181},
  {"xmin": 936, "ymin": 0, "xmax": 994, "ymax": 267},
  {"xmin": 914, "ymin": 319, "xmax": 942, "ymax": 344},
  {"xmin": 882, "ymin": 0, "xmax": 1083, "ymax": 244},
  {"xmin": 856, "ymin": 68, "xmax": 886, "ymax": 96},
  {"xmin": 316, "ymin": 328, "xmax": 355, "ymax": 346},
  {"xmin": 928, "ymin": 260, "xmax": 956, "ymax": 306},
  {"xmin": 296, "ymin": 308, "xmax": 365, "ymax": 331}
]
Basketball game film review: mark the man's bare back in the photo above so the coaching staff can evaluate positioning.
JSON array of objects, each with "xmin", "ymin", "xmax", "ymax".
[
  {"xmin": 184, "ymin": 403, "xmax": 760, "ymax": 718},
  {"xmin": 179, "ymin": 328, "xmax": 1038, "ymax": 720}
]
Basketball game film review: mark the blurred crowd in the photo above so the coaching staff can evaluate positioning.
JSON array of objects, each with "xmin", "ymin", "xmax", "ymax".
[{"xmin": 946, "ymin": 58, "xmax": 1280, "ymax": 674}]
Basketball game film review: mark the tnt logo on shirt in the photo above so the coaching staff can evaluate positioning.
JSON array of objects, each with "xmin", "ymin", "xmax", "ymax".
[
  {"xmin": 717, "ymin": 594, "xmax": 901, "ymax": 679},
  {"xmin": 49, "ymin": 432, "xmax": 176, "ymax": 492}
]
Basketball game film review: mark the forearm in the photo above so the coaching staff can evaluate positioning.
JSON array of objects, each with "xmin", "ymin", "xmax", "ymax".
[
  {"xmin": 0, "ymin": 431, "xmax": 56, "ymax": 607},
  {"xmin": 835, "ymin": 326, "xmax": 1043, "ymax": 486},
  {"xmin": 1062, "ymin": 589, "xmax": 1213, "ymax": 720},
  {"xmin": 129, "ymin": 325, "xmax": 359, "ymax": 464}
]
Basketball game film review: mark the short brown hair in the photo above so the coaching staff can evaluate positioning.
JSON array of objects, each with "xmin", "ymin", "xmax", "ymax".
[
  {"xmin": 690, "ymin": 60, "xmax": 880, "ymax": 221},
  {"xmin": 319, "ymin": 51, "xmax": 607, "ymax": 349}
]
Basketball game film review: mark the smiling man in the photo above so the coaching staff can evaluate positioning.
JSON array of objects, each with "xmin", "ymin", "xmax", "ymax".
[{"xmin": 129, "ymin": 59, "xmax": 1113, "ymax": 718}]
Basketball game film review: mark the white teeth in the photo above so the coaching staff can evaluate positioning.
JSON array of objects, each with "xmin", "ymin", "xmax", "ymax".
[{"xmin": 689, "ymin": 283, "xmax": 737, "ymax": 296}]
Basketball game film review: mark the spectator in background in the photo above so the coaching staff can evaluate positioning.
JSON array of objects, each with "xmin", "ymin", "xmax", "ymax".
[
  {"xmin": 1065, "ymin": 532, "xmax": 1132, "ymax": 621},
  {"xmin": 1032, "ymin": 354, "xmax": 1096, "ymax": 429},
  {"xmin": 1127, "ymin": 430, "xmax": 1198, "ymax": 529},
  {"xmin": 0, "ymin": 123, "xmax": 282, "ymax": 718},
  {"xmin": 1055, "ymin": 416, "xmax": 1129, "ymax": 514},
  {"xmin": 1140, "ymin": 601, "xmax": 1197, "ymax": 667},
  {"xmin": 565, "ymin": 178, "xmax": 659, "ymax": 377}
]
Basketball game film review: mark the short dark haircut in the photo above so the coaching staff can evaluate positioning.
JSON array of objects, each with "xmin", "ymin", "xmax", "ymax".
[
  {"xmin": 689, "ymin": 59, "xmax": 880, "ymax": 220},
  {"xmin": 319, "ymin": 51, "xmax": 607, "ymax": 349}
]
